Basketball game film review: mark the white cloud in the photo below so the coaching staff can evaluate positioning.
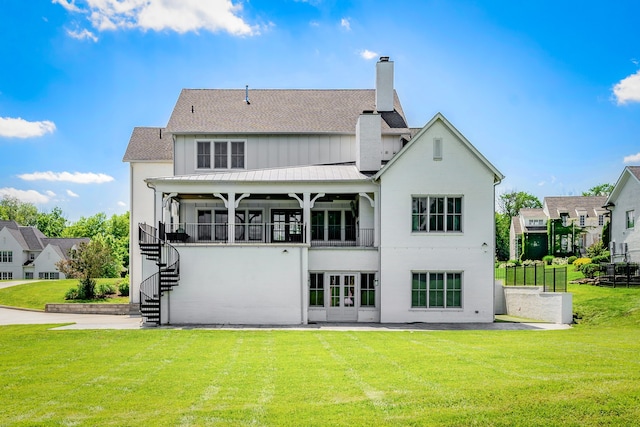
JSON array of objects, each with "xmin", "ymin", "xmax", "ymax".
[
  {"xmin": 17, "ymin": 171, "xmax": 114, "ymax": 184},
  {"xmin": 67, "ymin": 28, "xmax": 98, "ymax": 42},
  {"xmin": 45, "ymin": 190, "xmax": 57, "ymax": 197},
  {"xmin": 340, "ymin": 18, "xmax": 351, "ymax": 31},
  {"xmin": 57, "ymin": 0, "xmax": 257, "ymax": 36},
  {"xmin": 52, "ymin": 0, "xmax": 81, "ymax": 13},
  {"xmin": 612, "ymin": 70, "xmax": 640, "ymax": 105},
  {"xmin": 66, "ymin": 189, "xmax": 80, "ymax": 198},
  {"xmin": 0, "ymin": 188, "xmax": 51, "ymax": 204},
  {"xmin": 623, "ymin": 152, "xmax": 640, "ymax": 164},
  {"xmin": 0, "ymin": 117, "xmax": 56, "ymax": 139},
  {"xmin": 117, "ymin": 201, "xmax": 127, "ymax": 207},
  {"xmin": 360, "ymin": 49, "xmax": 378, "ymax": 60}
]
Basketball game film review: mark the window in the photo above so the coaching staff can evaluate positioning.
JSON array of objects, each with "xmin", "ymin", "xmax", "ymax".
[
  {"xmin": 561, "ymin": 213, "xmax": 568, "ymax": 227},
  {"xmin": 412, "ymin": 196, "xmax": 462, "ymax": 232},
  {"xmin": 598, "ymin": 215, "xmax": 604, "ymax": 226},
  {"xmin": 235, "ymin": 210, "xmax": 263, "ymax": 241},
  {"xmin": 311, "ymin": 211, "xmax": 325, "ymax": 240},
  {"xmin": 309, "ymin": 273, "xmax": 324, "ymax": 307},
  {"xmin": 214, "ymin": 210, "xmax": 228, "ymax": 241},
  {"xmin": 1, "ymin": 272, "xmax": 12, "ymax": 280},
  {"xmin": 360, "ymin": 273, "xmax": 376, "ymax": 307},
  {"xmin": 0, "ymin": 251, "xmax": 12, "ymax": 263},
  {"xmin": 197, "ymin": 141, "xmax": 211, "ymax": 169},
  {"xmin": 310, "ymin": 210, "xmax": 356, "ymax": 242},
  {"xmin": 412, "ymin": 272, "xmax": 462, "ymax": 308},
  {"xmin": 196, "ymin": 140, "xmax": 245, "ymax": 170},
  {"xmin": 39, "ymin": 272, "xmax": 60, "ymax": 280},
  {"xmin": 272, "ymin": 210, "xmax": 302, "ymax": 242},
  {"xmin": 579, "ymin": 215, "xmax": 585, "ymax": 227},
  {"xmin": 433, "ymin": 138, "xmax": 443, "ymax": 160},
  {"xmin": 627, "ymin": 210, "xmax": 635, "ymax": 229}
]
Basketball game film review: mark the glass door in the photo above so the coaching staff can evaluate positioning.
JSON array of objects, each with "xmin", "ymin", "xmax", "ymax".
[
  {"xmin": 271, "ymin": 209, "xmax": 303, "ymax": 243},
  {"xmin": 327, "ymin": 274, "xmax": 357, "ymax": 321}
]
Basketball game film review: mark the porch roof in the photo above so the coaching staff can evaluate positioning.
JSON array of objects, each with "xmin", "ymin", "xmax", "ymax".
[{"xmin": 146, "ymin": 164, "xmax": 373, "ymax": 184}]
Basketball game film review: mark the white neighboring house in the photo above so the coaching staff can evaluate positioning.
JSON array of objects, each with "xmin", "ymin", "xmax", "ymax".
[
  {"xmin": 123, "ymin": 57, "xmax": 504, "ymax": 325},
  {"xmin": 606, "ymin": 166, "xmax": 640, "ymax": 263},
  {"xmin": 0, "ymin": 220, "xmax": 89, "ymax": 280}
]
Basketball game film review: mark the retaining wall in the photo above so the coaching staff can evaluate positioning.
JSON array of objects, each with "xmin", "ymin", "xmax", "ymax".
[
  {"xmin": 46, "ymin": 303, "xmax": 140, "ymax": 315},
  {"xmin": 502, "ymin": 286, "xmax": 572, "ymax": 324}
]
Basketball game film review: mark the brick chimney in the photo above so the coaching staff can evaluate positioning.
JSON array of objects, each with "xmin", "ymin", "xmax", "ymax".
[
  {"xmin": 356, "ymin": 110, "xmax": 382, "ymax": 172},
  {"xmin": 376, "ymin": 56, "xmax": 394, "ymax": 112}
]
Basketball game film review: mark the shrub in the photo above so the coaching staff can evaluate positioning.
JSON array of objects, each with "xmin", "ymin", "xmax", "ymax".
[
  {"xmin": 78, "ymin": 278, "xmax": 96, "ymax": 299},
  {"xmin": 64, "ymin": 287, "xmax": 79, "ymax": 300},
  {"xmin": 567, "ymin": 256, "xmax": 578, "ymax": 265},
  {"xmin": 587, "ymin": 241, "xmax": 607, "ymax": 258},
  {"xmin": 118, "ymin": 280, "xmax": 130, "ymax": 297},
  {"xmin": 581, "ymin": 263, "xmax": 600, "ymax": 279},
  {"xmin": 573, "ymin": 257, "xmax": 591, "ymax": 268},
  {"xmin": 95, "ymin": 283, "xmax": 116, "ymax": 299},
  {"xmin": 552, "ymin": 257, "xmax": 568, "ymax": 265},
  {"xmin": 507, "ymin": 259, "xmax": 521, "ymax": 266},
  {"xmin": 591, "ymin": 254, "xmax": 610, "ymax": 264},
  {"xmin": 542, "ymin": 255, "xmax": 555, "ymax": 265}
]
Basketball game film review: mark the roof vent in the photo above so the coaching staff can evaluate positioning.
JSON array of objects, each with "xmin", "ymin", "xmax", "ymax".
[
  {"xmin": 245, "ymin": 85, "xmax": 250, "ymax": 105},
  {"xmin": 379, "ymin": 56, "xmax": 390, "ymax": 62}
]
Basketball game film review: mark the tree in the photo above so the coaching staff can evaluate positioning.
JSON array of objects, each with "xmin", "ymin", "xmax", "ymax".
[
  {"xmin": 0, "ymin": 196, "xmax": 39, "ymax": 226},
  {"xmin": 57, "ymin": 236, "xmax": 119, "ymax": 299},
  {"xmin": 582, "ymin": 183, "xmax": 614, "ymax": 197},
  {"xmin": 36, "ymin": 207, "xmax": 67, "ymax": 237},
  {"xmin": 495, "ymin": 191, "xmax": 542, "ymax": 261},
  {"xmin": 497, "ymin": 191, "xmax": 542, "ymax": 218}
]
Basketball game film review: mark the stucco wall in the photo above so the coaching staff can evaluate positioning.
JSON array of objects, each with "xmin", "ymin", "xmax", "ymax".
[
  {"xmin": 503, "ymin": 286, "xmax": 573, "ymax": 324},
  {"xmin": 163, "ymin": 245, "xmax": 306, "ymax": 325},
  {"xmin": 0, "ymin": 228, "xmax": 24, "ymax": 279},
  {"xmin": 378, "ymin": 119, "xmax": 497, "ymax": 323}
]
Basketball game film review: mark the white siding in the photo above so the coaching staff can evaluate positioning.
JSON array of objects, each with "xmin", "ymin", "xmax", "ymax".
[
  {"xmin": 378, "ymin": 120, "xmax": 497, "ymax": 323},
  {"xmin": 610, "ymin": 177, "xmax": 640, "ymax": 263},
  {"xmin": 0, "ymin": 228, "xmax": 25, "ymax": 279},
  {"xmin": 33, "ymin": 245, "xmax": 65, "ymax": 279}
]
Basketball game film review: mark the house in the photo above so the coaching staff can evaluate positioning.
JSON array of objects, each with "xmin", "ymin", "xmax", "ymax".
[
  {"xmin": 0, "ymin": 220, "xmax": 88, "ymax": 280},
  {"xmin": 509, "ymin": 196, "xmax": 608, "ymax": 260},
  {"xmin": 509, "ymin": 208, "xmax": 548, "ymax": 260},
  {"xmin": 605, "ymin": 166, "xmax": 640, "ymax": 263},
  {"xmin": 123, "ymin": 57, "xmax": 504, "ymax": 325}
]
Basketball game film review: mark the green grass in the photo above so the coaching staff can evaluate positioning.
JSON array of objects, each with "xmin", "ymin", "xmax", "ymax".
[
  {"xmin": 0, "ymin": 283, "xmax": 639, "ymax": 425},
  {"xmin": 0, "ymin": 279, "xmax": 128, "ymax": 310}
]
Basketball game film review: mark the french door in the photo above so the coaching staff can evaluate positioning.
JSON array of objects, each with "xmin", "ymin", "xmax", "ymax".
[
  {"xmin": 271, "ymin": 209, "xmax": 303, "ymax": 243},
  {"xmin": 327, "ymin": 274, "xmax": 357, "ymax": 321}
]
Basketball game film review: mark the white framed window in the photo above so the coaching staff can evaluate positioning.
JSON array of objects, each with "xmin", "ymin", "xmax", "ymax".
[
  {"xmin": 196, "ymin": 140, "xmax": 245, "ymax": 170},
  {"xmin": 310, "ymin": 209, "xmax": 356, "ymax": 242},
  {"xmin": 579, "ymin": 215, "xmax": 585, "ymax": 227},
  {"xmin": 412, "ymin": 196, "xmax": 462, "ymax": 232},
  {"xmin": 598, "ymin": 215, "xmax": 604, "ymax": 226},
  {"xmin": 0, "ymin": 272, "xmax": 13, "ymax": 280},
  {"xmin": 0, "ymin": 251, "xmax": 12, "ymax": 263},
  {"xmin": 626, "ymin": 210, "xmax": 635, "ymax": 229},
  {"xmin": 412, "ymin": 272, "xmax": 462, "ymax": 308},
  {"xmin": 38, "ymin": 272, "xmax": 59, "ymax": 280}
]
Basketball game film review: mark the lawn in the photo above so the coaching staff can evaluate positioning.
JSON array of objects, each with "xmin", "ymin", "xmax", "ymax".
[
  {"xmin": 0, "ymin": 284, "xmax": 639, "ymax": 426},
  {"xmin": 0, "ymin": 279, "xmax": 128, "ymax": 310}
]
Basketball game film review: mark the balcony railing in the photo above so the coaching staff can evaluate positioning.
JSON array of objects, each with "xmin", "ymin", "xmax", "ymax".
[{"xmin": 162, "ymin": 223, "xmax": 375, "ymax": 247}]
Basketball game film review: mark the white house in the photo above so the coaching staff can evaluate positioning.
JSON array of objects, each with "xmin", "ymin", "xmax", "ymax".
[
  {"xmin": 0, "ymin": 220, "xmax": 88, "ymax": 280},
  {"xmin": 123, "ymin": 57, "xmax": 504, "ymax": 325},
  {"xmin": 606, "ymin": 166, "xmax": 640, "ymax": 263}
]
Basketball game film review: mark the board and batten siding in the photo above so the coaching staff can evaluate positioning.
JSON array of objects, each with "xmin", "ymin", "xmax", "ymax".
[
  {"xmin": 173, "ymin": 134, "xmax": 403, "ymax": 175},
  {"xmin": 611, "ymin": 176, "xmax": 640, "ymax": 263}
]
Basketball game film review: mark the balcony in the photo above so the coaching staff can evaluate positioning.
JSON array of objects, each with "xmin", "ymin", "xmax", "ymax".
[{"xmin": 161, "ymin": 223, "xmax": 375, "ymax": 248}]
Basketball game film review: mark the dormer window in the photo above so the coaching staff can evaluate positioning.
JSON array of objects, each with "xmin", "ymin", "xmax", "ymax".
[
  {"xmin": 579, "ymin": 215, "xmax": 585, "ymax": 227},
  {"xmin": 560, "ymin": 213, "xmax": 568, "ymax": 226}
]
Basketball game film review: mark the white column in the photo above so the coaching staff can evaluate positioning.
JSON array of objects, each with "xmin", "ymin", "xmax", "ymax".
[
  {"xmin": 303, "ymin": 193, "xmax": 310, "ymax": 244},
  {"xmin": 228, "ymin": 192, "xmax": 236, "ymax": 243}
]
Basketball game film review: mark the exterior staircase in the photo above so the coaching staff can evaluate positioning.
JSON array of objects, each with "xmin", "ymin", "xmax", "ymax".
[{"xmin": 138, "ymin": 223, "xmax": 180, "ymax": 325}]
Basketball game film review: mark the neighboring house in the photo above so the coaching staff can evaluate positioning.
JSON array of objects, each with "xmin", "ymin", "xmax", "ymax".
[
  {"xmin": 606, "ymin": 166, "xmax": 640, "ymax": 263},
  {"xmin": 509, "ymin": 196, "xmax": 608, "ymax": 260},
  {"xmin": 0, "ymin": 220, "xmax": 88, "ymax": 280},
  {"xmin": 509, "ymin": 208, "xmax": 548, "ymax": 260},
  {"xmin": 123, "ymin": 57, "xmax": 504, "ymax": 325}
]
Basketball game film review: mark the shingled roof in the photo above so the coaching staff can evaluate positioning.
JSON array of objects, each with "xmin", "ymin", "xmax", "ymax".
[
  {"xmin": 165, "ymin": 89, "xmax": 409, "ymax": 134},
  {"xmin": 543, "ymin": 196, "xmax": 607, "ymax": 219},
  {"xmin": 122, "ymin": 127, "xmax": 173, "ymax": 162}
]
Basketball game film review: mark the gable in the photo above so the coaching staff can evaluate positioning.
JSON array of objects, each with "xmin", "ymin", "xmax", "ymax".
[
  {"xmin": 374, "ymin": 112, "xmax": 503, "ymax": 183},
  {"xmin": 607, "ymin": 166, "xmax": 640, "ymax": 204}
]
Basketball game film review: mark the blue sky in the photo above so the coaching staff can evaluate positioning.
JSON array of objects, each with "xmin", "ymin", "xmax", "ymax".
[{"xmin": 1, "ymin": 0, "xmax": 639, "ymax": 222}]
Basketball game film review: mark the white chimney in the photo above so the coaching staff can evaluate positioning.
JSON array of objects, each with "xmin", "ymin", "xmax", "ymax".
[
  {"xmin": 356, "ymin": 111, "xmax": 382, "ymax": 172},
  {"xmin": 376, "ymin": 56, "xmax": 394, "ymax": 112}
]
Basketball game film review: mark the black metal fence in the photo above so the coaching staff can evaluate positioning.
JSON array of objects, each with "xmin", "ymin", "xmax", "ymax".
[
  {"xmin": 497, "ymin": 264, "xmax": 567, "ymax": 292},
  {"xmin": 596, "ymin": 263, "xmax": 640, "ymax": 288}
]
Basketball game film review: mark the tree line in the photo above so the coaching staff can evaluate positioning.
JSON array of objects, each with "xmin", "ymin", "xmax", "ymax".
[{"xmin": 0, "ymin": 196, "xmax": 129, "ymax": 276}]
